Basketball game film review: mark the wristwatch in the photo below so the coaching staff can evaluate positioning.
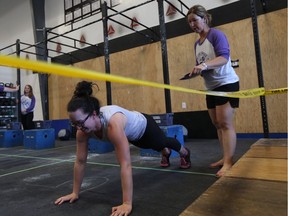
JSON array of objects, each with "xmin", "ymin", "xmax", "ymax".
[{"xmin": 202, "ymin": 62, "xmax": 208, "ymax": 70}]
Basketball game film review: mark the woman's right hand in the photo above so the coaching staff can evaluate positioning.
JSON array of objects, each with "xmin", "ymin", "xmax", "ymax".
[{"xmin": 54, "ymin": 193, "xmax": 79, "ymax": 205}]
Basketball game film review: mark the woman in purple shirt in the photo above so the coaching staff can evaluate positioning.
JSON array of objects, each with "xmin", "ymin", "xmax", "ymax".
[
  {"xmin": 21, "ymin": 85, "xmax": 36, "ymax": 130},
  {"xmin": 186, "ymin": 5, "xmax": 240, "ymax": 177}
]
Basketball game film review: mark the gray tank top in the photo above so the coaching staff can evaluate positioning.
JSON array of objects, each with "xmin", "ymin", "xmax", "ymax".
[{"xmin": 96, "ymin": 105, "xmax": 147, "ymax": 142}]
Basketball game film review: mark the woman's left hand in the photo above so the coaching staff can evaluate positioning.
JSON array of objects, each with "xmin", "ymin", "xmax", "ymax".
[{"xmin": 111, "ymin": 203, "xmax": 132, "ymax": 216}]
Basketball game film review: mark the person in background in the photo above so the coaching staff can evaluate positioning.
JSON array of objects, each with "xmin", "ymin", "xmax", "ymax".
[
  {"xmin": 186, "ymin": 5, "xmax": 240, "ymax": 177},
  {"xmin": 0, "ymin": 84, "xmax": 19, "ymax": 92},
  {"xmin": 21, "ymin": 84, "xmax": 36, "ymax": 130},
  {"xmin": 54, "ymin": 81, "xmax": 191, "ymax": 216}
]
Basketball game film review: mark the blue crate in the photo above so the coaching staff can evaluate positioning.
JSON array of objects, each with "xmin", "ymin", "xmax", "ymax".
[
  {"xmin": 88, "ymin": 138, "xmax": 114, "ymax": 154},
  {"xmin": 24, "ymin": 129, "xmax": 55, "ymax": 149},
  {"xmin": 6, "ymin": 122, "xmax": 22, "ymax": 130},
  {"xmin": 34, "ymin": 120, "xmax": 52, "ymax": 129},
  {"xmin": 0, "ymin": 130, "xmax": 23, "ymax": 147},
  {"xmin": 151, "ymin": 113, "xmax": 173, "ymax": 126},
  {"xmin": 51, "ymin": 119, "xmax": 72, "ymax": 138},
  {"xmin": 140, "ymin": 125, "xmax": 184, "ymax": 158}
]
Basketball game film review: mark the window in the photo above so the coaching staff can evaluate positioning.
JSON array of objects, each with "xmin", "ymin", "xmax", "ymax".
[{"xmin": 64, "ymin": 0, "xmax": 120, "ymax": 23}]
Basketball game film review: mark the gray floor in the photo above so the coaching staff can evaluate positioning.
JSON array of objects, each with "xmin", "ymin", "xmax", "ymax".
[{"xmin": 0, "ymin": 138, "xmax": 257, "ymax": 216}]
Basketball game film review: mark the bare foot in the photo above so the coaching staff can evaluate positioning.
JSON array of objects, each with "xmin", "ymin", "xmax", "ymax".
[
  {"xmin": 216, "ymin": 164, "xmax": 232, "ymax": 177},
  {"xmin": 209, "ymin": 159, "xmax": 224, "ymax": 168}
]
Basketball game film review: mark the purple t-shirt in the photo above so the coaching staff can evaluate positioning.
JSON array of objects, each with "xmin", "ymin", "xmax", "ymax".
[{"xmin": 0, "ymin": 85, "xmax": 4, "ymax": 92}]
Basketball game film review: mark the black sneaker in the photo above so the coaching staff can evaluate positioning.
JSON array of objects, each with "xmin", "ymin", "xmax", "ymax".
[
  {"xmin": 160, "ymin": 149, "xmax": 171, "ymax": 167},
  {"xmin": 180, "ymin": 147, "xmax": 191, "ymax": 169}
]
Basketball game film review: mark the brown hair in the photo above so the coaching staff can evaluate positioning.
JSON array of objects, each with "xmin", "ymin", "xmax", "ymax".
[
  {"xmin": 24, "ymin": 85, "xmax": 34, "ymax": 98},
  {"xmin": 67, "ymin": 81, "xmax": 101, "ymax": 115},
  {"xmin": 186, "ymin": 5, "xmax": 212, "ymax": 27}
]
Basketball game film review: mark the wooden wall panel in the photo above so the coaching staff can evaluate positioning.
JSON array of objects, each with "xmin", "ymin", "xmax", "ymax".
[
  {"xmin": 48, "ymin": 57, "xmax": 107, "ymax": 119},
  {"xmin": 219, "ymin": 19, "xmax": 263, "ymax": 133},
  {"xmin": 109, "ymin": 44, "xmax": 166, "ymax": 114},
  {"xmin": 73, "ymin": 57, "xmax": 108, "ymax": 106},
  {"xmin": 168, "ymin": 34, "xmax": 207, "ymax": 112},
  {"xmin": 48, "ymin": 9, "xmax": 287, "ymax": 133},
  {"xmin": 48, "ymin": 75, "xmax": 80, "ymax": 119},
  {"xmin": 258, "ymin": 9, "xmax": 287, "ymax": 133}
]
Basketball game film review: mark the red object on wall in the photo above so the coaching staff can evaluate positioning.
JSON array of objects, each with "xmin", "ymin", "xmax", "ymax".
[
  {"xmin": 56, "ymin": 43, "xmax": 62, "ymax": 53},
  {"xmin": 80, "ymin": 34, "xmax": 86, "ymax": 46},
  {"xmin": 108, "ymin": 25, "xmax": 115, "ymax": 35},
  {"xmin": 130, "ymin": 17, "xmax": 139, "ymax": 28},
  {"xmin": 166, "ymin": 5, "xmax": 177, "ymax": 16}
]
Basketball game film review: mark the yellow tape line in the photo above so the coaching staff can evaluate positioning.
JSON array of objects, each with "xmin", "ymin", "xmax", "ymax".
[
  {"xmin": 264, "ymin": 87, "xmax": 288, "ymax": 96},
  {"xmin": 0, "ymin": 55, "xmax": 286, "ymax": 98}
]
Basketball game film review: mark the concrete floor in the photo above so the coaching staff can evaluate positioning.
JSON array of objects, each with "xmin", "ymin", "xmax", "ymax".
[{"xmin": 0, "ymin": 138, "xmax": 257, "ymax": 216}]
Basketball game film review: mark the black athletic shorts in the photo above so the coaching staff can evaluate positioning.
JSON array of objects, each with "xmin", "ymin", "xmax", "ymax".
[{"xmin": 206, "ymin": 82, "xmax": 240, "ymax": 109}]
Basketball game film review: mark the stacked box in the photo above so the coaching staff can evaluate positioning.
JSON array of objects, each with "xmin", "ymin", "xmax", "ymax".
[
  {"xmin": 0, "ymin": 130, "xmax": 23, "ymax": 147},
  {"xmin": 34, "ymin": 120, "xmax": 52, "ymax": 129},
  {"xmin": 51, "ymin": 119, "xmax": 72, "ymax": 138},
  {"xmin": 6, "ymin": 122, "xmax": 22, "ymax": 130},
  {"xmin": 24, "ymin": 129, "xmax": 55, "ymax": 149},
  {"xmin": 151, "ymin": 113, "xmax": 174, "ymax": 126},
  {"xmin": 140, "ymin": 125, "xmax": 184, "ymax": 158},
  {"xmin": 88, "ymin": 138, "xmax": 114, "ymax": 154}
]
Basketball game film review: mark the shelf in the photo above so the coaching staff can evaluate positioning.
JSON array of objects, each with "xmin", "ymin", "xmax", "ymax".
[
  {"xmin": 0, "ymin": 92, "xmax": 19, "ymax": 127},
  {"xmin": 0, "ymin": 106, "xmax": 16, "ymax": 108},
  {"xmin": 0, "ymin": 114, "xmax": 17, "ymax": 117},
  {"xmin": 0, "ymin": 96, "xmax": 16, "ymax": 99}
]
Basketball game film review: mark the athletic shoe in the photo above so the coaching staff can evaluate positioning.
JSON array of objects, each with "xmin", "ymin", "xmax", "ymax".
[
  {"xmin": 160, "ymin": 149, "xmax": 171, "ymax": 167},
  {"xmin": 180, "ymin": 147, "xmax": 191, "ymax": 169}
]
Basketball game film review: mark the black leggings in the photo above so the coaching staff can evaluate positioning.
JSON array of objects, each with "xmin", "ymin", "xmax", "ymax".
[
  {"xmin": 130, "ymin": 114, "xmax": 182, "ymax": 152},
  {"xmin": 21, "ymin": 112, "xmax": 34, "ymax": 130}
]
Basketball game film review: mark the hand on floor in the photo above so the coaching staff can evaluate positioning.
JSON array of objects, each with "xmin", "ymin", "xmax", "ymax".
[
  {"xmin": 54, "ymin": 192, "xmax": 79, "ymax": 205},
  {"xmin": 111, "ymin": 203, "xmax": 132, "ymax": 216}
]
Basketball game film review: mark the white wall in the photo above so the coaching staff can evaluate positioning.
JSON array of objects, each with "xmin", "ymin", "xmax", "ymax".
[
  {"xmin": 0, "ymin": 0, "xmax": 239, "ymax": 121},
  {"xmin": 45, "ymin": 0, "xmax": 239, "ymax": 57},
  {"xmin": 0, "ymin": 0, "xmax": 42, "ymax": 120}
]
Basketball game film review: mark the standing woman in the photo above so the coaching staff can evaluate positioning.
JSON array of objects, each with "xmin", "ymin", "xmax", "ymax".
[
  {"xmin": 21, "ymin": 85, "xmax": 36, "ymax": 130},
  {"xmin": 55, "ymin": 81, "xmax": 191, "ymax": 216},
  {"xmin": 186, "ymin": 5, "xmax": 240, "ymax": 177}
]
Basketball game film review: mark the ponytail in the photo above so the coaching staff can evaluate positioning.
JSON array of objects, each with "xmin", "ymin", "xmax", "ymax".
[{"xmin": 67, "ymin": 81, "xmax": 101, "ymax": 115}]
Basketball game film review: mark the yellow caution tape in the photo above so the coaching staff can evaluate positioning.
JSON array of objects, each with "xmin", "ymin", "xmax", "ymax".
[
  {"xmin": 0, "ymin": 55, "xmax": 286, "ymax": 98},
  {"xmin": 264, "ymin": 87, "xmax": 288, "ymax": 96},
  {"xmin": 203, "ymin": 88, "xmax": 266, "ymax": 98}
]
